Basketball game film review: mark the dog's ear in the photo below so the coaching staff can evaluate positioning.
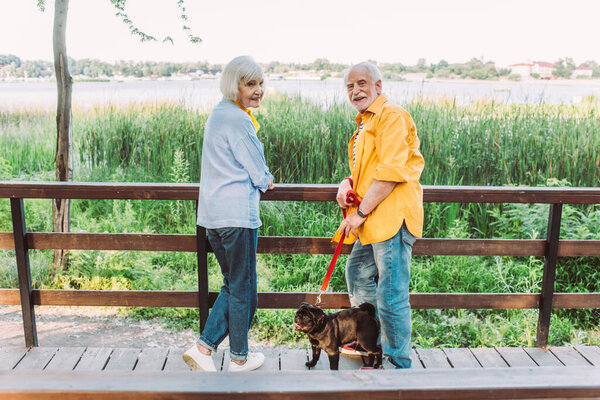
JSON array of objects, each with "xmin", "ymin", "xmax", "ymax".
[
  {"xmin": 300, "ymin": 302, "xmax": 310, "ymax": 308},
  {"xmin": 310, "ymin": 306, "xmax": 325, "ymax": 325}
]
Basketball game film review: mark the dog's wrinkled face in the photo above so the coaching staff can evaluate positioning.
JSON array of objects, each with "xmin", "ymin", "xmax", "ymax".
[{"xmin": 293, "ymin": 302, "xmax": 325, "ymax": 332}]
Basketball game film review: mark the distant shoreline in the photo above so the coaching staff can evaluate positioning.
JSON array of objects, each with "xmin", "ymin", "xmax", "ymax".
[{"xmin": 2, "ymin": 76, "xmax": 600, "ymax": 86}]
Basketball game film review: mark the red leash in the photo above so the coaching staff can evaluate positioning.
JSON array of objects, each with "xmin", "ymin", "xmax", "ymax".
[{"xmin": 317, "ymin": 189, "xmax": 361, "ymax": 299}]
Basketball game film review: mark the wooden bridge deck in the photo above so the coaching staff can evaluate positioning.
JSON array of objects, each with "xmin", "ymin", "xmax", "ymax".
[
  {"xmin": 3, "ymin": 345, "xmax": 600, "ymax": 372},
  {"xmin": 2, "ymin": 346, "xmax": 600, "ymax": 399}
]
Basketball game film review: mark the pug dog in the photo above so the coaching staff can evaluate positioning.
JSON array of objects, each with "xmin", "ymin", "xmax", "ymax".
[{"xmin": 293, "ymin": 302, "xmax": 382, "ymax": 370}]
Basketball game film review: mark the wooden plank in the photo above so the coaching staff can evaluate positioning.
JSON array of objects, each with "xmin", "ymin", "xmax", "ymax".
[
  {"xmin": 23, "ymin": 289, "xmax": 545, "ymax": 310},
  {"xmin": 2, "ymin": 231, "xmax": 595, "ymax": 257},
  {"xmin": 422, "ymin": 186, "xmax": 600, "ymax": 205},
  {"xmin": 27, "ymin": 232, "xmax": 197, "ymax": 252},
  {"xmin": 310, "ymin": 350, "xmax": 364, "ymax": 371},
  {"xmin": 44, "ymin": 347, "xmax": 86, "ymax": 371},
  {"xmin": 523, "ymin": 347, "xmax": 563, "ymax": 367},
  {"xmin": 574, "ymin": 346, "xmax": 600, "ymax": 366},
  {"xmin": 134, "ymin": 348, "xmax": 168, "ymax": 372},
  {"xmin": 2, "ymin": 182, "xmax": 600, "ymax": 204},
  {"xmin": 558, "ymin": 240, "xmax": 600, "ymax": 257},
  {"xmin": 552, "ymin": 293, "xmax": 600, "ymax": 308},
  {"xmin": 0, "ymin": 289, "xmax": 21, "ymax": 305},
  {"xmin": 11, "ymin": 198, "xmax": 37, "ymax": 347},
  {"xmin": 381, "ymin": 349, "xmax": 423, "ymax": 369},
  {"xmin": 74, "ymin": 347, "xmax": 113, "ymax": 371},
  {"xmin": 415, "ymin": 348, "xmax": 451, "ymax": 369},
  {"xmin": 495, "ymin": 347, "xmax": 536, "ymax": 367},
  {"xmin": 442, "ymin": 348, "xmax": 481, "ymax": 368},
  {"xmin": 550, "ymin": 346, "xmax": 593, "ymax": 367},
  {"xmin": 162, "ymin": 347, "xmax": 188, "ymax": 372},
  {"xmin": 470, "ymin": 348, "xmax": 508, "ymax": 368},
  {"xmin": 213, "ymin": 348, "xmax": 226, "ymax": 371},
  {"xmin": 410, "ymin": 349, "xmax": 424, "ymax": 369},
  {"xmin": 4, "ymin": 288, "xmax": 600, "ymax": 310},
  {"xmin": 13, "ymin": 347, "xmax": 57, "ymax": 370},
  {"xmin": 0, "ymin": 232, "xmax": 13, "ymax": 249},
  {"xmin": 254, "ymin": 347, "xmax": 280, "ymax": 372},
  {"xmin": 4, "ymin": 366, "xmax": 600, "ymax": 399},
  {"xmin": 0, "ymin": 182, "xmax": 202, "ymax": 201},
  {"xmin": 536, "ymin": 203, "xmax": 562, "ymax": 348},
  {"xmin": 0, "ymin": 347, "xmax": 29, "ymax": 371},
  {"xmin": 339, "ymin": 353, "xmax": 367, "ymax": 370},
  {"xmin": 32, "ymin": 289, "xmax": 203, "ymax": 307},
  {"xmin": 280, "ymin": 348, "xmax": 308, "ymax": 371},
  {"xmin": 196, "ymin": 225, "xmax": 209, "ymax": 331},
  {"xmin": 104, "ymin": 348, "xmax": 141, "ymax": 371}
]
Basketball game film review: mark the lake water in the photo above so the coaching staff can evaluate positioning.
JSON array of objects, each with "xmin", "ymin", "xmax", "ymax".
[{"xmin": 1, "ymin": 78, "xmax": 600, "ymax": 110}]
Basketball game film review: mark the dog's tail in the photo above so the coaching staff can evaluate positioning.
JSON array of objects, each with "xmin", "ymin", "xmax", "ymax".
[{"xmin": 358, "ymin": 302, "xmax": 376, "ymax": 317}]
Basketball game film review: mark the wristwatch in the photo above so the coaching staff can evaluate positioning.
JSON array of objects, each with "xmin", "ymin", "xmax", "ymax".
[{"xmin": 356, "ymin": 209, "xmax": 367, "ymax": 218}]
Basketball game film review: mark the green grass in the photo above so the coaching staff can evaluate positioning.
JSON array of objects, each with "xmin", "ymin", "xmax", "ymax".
[{"xmin": 1, "ymin": 95, "xmax": 599, "ymax": 347}]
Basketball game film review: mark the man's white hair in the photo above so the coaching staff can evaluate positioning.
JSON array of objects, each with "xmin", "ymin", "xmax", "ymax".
[
  {"xmin": 344, "ymin": 62, "xmax": 382, "ymax": 84},
  {"xmin": 220, "ymin": 56, "xmax": 264, "ymax": 102}
]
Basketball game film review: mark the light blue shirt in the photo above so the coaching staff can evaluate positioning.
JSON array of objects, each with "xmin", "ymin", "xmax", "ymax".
[{"xmin": 197, "ymin": 98, "xmax": 272, "ymax": 229}]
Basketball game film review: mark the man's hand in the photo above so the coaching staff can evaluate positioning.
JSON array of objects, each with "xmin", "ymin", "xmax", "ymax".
[
  {"xmin": 267, "ymin": 177, "xmax": 275, "ymax": 190},
  {"xmin": 339, "ymin": 210, "xmax": 366, "ymax": 237},
  {"xmin": 336, "ymin": 178, "xmax": 353, "ymax": 208}
]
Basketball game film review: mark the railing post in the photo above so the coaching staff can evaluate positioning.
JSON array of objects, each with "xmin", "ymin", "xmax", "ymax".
[
  {"xmin": 196, "ymin": 224, "xmax": 209, "ymax": 333},
  {"xmin": 10, "ymin": 198, "xmax": 38, "ymax": 347},
  {"xmin": 536, "ymin": 203, "xmax": 562, "ymax": 348}
]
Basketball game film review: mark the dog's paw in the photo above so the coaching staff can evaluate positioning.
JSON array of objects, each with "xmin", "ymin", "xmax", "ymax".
[{"xmin": 305, "ymin": 361, "xmax": 317, "ymax": 368}]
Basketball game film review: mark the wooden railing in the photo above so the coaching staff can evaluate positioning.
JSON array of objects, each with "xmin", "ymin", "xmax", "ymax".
[{"xmin": 1, "ymin": 181, "xmax": 599, "ymax": 348}]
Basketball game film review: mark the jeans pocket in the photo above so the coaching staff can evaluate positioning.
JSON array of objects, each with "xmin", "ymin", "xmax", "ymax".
[{"xmin": 401, "ymin": 225, "xmax": 417, "ymax": 247}]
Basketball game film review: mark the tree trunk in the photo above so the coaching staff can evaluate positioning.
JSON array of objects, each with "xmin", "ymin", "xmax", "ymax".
[{"xmin": 53, "ymin": 0, "xmax": 72, "ymax": 271}]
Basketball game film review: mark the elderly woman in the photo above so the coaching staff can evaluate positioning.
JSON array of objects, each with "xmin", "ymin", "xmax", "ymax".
[{"xmin": 183, "ymin": 56, "xmax": 274, "ymax": 372}]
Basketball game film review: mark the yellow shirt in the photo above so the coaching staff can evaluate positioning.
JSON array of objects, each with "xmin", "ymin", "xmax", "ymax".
[
  {"xmin": 347, "ymin": 94, "xmax": 424, "ymax": 244},
  {"xmin": 234, "ymin": 100, "xmax": 260, "ymax": 133}
]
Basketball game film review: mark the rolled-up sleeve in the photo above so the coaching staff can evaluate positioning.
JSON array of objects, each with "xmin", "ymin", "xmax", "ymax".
[
  {"xmin": 373, "ymin": 111, "xmax": 411, "ymax": 183},
  {"xmin": 231, "ymin": 121, "xmax": 272, "ymax": 192}
]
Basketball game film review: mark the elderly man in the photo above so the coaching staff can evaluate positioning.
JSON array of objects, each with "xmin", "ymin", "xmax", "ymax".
[{"xmin": 336, "ymin": 62, "xmax": 424, "ymax": 369}]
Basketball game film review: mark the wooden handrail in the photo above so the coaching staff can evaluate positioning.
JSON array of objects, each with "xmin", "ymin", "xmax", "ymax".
[
  {"xmin": 1, "ymin": 181, "xmax": 599, "ymax": 348},
  {"xmin": 0, "ymin": 181, "xmax": 599, "ymax": 203},
  {"xmin": 0, "ymin": 233, "xmax": 598, "ymax": 257}
]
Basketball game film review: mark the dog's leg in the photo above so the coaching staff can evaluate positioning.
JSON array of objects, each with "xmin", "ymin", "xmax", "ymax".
[
  {"xmin": 363, "ymin": 353, "xmax": 375, "ymax": 367},
  {"xmin": 327, "ymin": 352, "xmax": 340, "ymax": 370},
  {"xmin": 306, "ymin": 345, "xmax": 321, "ymax": 368},
  {"xmin": 374, "ymin": 345, "xmax": 382, "ymax": 368}
]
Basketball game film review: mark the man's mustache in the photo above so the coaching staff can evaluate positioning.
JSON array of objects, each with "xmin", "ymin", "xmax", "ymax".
[{"xmin": 352, "ymin": 92, "xmax": 367, "ymax": 101}]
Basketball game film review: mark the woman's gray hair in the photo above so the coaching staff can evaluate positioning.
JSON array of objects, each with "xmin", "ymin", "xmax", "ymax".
[
  {"xmin": 344, "ymin": 61, "xmax": 382, "ymax": 84},
  {"xmin": 220, "ymin": 56, "xmax": 264, "ymax": 101}
]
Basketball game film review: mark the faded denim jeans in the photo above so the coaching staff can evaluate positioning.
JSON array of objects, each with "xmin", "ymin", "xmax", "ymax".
[
  {"xmin": 345, "ymin": 223, "xmax": 416, "ymax": 368},
  {"xmin": 197, "ymin": 227, "xmax": 258, "ymax": 361}
]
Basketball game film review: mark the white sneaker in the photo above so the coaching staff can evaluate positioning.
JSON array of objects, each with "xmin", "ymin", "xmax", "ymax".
[
  {"xmin": 228, "ymin": 352, "xmax": 265, "ymax": 372},
  {"xmin": 182, "ymin": 345, "xmax": 217, "ymax": 372}
]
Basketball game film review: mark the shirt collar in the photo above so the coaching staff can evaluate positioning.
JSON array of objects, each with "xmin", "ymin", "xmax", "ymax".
[
  {"xmin": 233, "ymin": 100, "xmax": 260, "ymax": 134},
  {"xmin": 354, "ymin": 94, "xmax": 387, "ymax": 124}
]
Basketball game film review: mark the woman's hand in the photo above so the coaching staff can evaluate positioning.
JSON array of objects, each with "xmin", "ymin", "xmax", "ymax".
[
  {"xmin": 336, "ymin": 178, "xmax": 353, "ymax": 208},
  {"xmin": 268, "ymin": 177, "xmax": 275, "ymax": 190}
]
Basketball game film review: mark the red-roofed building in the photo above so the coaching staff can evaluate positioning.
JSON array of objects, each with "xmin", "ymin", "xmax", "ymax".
[
  {"xmin": 532, "ymin": 61, "xmax": 554, "ymax": 79},
  {"xmin": 509, "ymin": 61, "xmax": 554, "ymax": 79},
  {"xmin": 572, "ymin": 66, "xmax": 593, "ymax": 78}
]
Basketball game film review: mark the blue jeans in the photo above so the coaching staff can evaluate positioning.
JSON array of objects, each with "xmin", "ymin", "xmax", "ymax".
[
  {"xmin": 197, "ymin": 227, "xmax": 258, "ymax": 361},
  {"xmin": 345, "ymin": 224, "xmax": 416, "ymax": 368}
]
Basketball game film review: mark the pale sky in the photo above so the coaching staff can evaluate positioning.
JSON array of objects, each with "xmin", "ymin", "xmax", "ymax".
[{"xmin": 1, "ymin": 0, "xmax": 599, "ymax": 67}]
